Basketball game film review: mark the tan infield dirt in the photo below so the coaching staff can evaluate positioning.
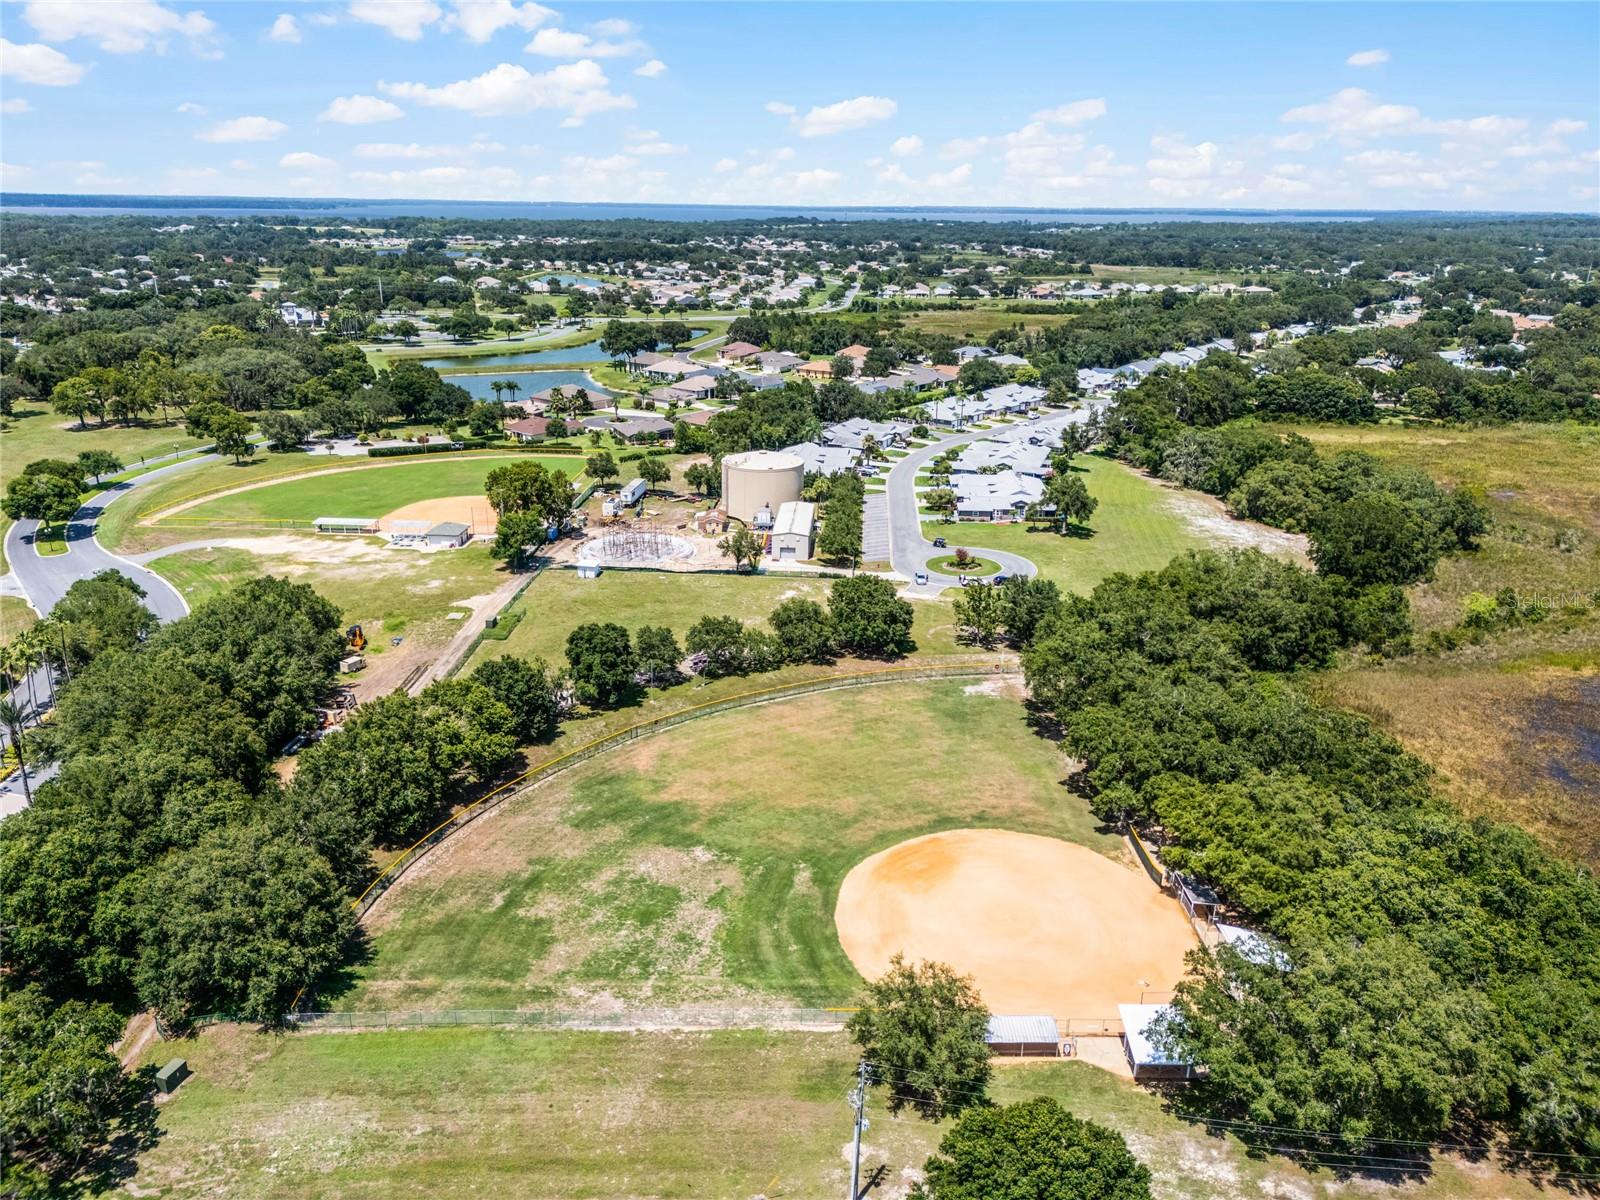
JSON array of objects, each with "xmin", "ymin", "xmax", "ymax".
[
  {"xmin": 835, "ymin": 828, "xmax": 1197, "ymax": 1018},
  {"xmin": 380, "ymin": 494, "xmax": 500, "ymax": 534}
]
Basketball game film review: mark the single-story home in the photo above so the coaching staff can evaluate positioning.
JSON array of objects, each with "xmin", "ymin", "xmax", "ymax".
[
  {"xmin": 794, "ymin": 359, "xmax": 837, "ymax": 382},
  {"xmin": 782, "ymin": 441, "xmax": 860, "ymax": 476},
  {"xmin": 988, "ymin": 352, "xmax": 1029, "ymax": 369},
  {"xmin": 1118, "ymin": 1004, "xmax": 1196, "ymax": 1081},
  {"xmin": 951, "ymin": 470, "xmax": 1045, "ymax": 520},
  {"xmin": 951, "ymin": 439, "xmax": 1053, "ymax": 477},
  {"xmin": 955, "ymin": 345, "xmax": 993, "ymax": 362},
  {"xmin": 752, "ymin": 350, "xmax": 807, "ymax": 374},
  {"xmin": 717, "ymin": 340, "xmax": 762, "ymax": 364},
  {"xmin": 823, "ymin": 417, "xmax": 912, "ymax": 451},
  {"xmin": 986, "ymin": 1015, "xmax": 1060, "ymax": 1057},
  {"xmin": 893, "ymin": 365, "xmax": 946, "ymax": 392},
  {"xmin": 506, "ymin": 416, "xmax": 553, "ymax": 441},
  {"xmin": 981, "ymin": 383, "xmax": 1046, "ymax": 412},
  {"xmin": 581, "ymin": 413, "xmax": 675, "ymax": 442}
]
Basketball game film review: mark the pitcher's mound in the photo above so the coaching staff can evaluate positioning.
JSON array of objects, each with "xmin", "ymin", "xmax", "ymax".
[{"xmin": 835, "ymin": 829, "xmax": 1196, "ymax": 1016}]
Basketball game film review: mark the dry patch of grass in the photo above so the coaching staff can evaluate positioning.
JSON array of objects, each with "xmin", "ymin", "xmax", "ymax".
[{"xmin": 1319, "ymin": 625, "xmax": 1600, "ymax": 867}]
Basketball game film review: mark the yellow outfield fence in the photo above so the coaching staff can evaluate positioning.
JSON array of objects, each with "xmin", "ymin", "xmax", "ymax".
[{"xmin": 350, "ymin": 657, "xmax": 1021, "ymax": 919}]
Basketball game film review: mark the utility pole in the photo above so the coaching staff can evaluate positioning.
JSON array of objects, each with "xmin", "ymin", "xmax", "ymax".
[{"xmin": 847, "ymin": 1059, "xmax": 868, "ymax": 1200}]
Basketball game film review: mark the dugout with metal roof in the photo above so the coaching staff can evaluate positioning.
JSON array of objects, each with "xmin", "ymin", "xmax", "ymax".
[
  {"xmin": 986, "ymin": 1014, "xmax": 1060, "ymax": 1057},
  {"xmin": 1118, "ymin": 1003, "xmax": 1196, "ymax": 1081}
]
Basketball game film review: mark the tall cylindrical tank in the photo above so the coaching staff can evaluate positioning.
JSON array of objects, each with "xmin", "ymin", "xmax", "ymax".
[{"xmin": 720, "ymin": 450, "xmax": 804, "ymax": 525}]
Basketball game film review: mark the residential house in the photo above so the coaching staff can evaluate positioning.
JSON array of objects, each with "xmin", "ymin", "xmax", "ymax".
[
  {"xmin": 951, "ymin": 470, "xmax": 1046, "ymax": 520},
  {"xmin": 717, "ymin": 340, "xmax": 762, "ymax": 364},
  {"xmin": 794, "ymin": 359, "xmax": 837, "ymax": 382},
  {"xmin": 951, "ymin": 439, "xmax": 1053, "ymax": 478}
]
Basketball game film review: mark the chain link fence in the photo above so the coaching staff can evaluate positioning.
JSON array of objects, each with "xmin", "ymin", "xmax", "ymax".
[{"xmin": 291, "ymin": 1006, "xmax": 853, "ymax": 1033}]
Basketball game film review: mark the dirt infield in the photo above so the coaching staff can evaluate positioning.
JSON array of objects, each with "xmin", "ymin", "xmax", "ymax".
[
  {"xmin": 380, "ymin": 495, "xmax": 499, "ymax": 534},
  {"xmin": 835, "ymin": 829, "xmax": 1197, "ymax": 1017}
]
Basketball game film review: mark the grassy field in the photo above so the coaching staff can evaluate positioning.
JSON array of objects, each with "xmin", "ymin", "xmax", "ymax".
[
  {"xmin": 335, "ymin": 680, "xmax": 1113, "ymax": 1012},
  {"xmin": 1279, "ymin": 422, "xmax": 1600, "ymax": 866},
  {"xmin": 923, "ymin": 456, "xmax": 1222, "ymax": 593},
  {"xmin": 1087, "ymin": 264, "xmax": 1247, "ymax": 286},
  {"xmin": 0, "ymin": 594, "xmax": 39, "ymax": 648},
  {"xmin": 130, "ymin": 1024, "xmax": 1558, "ymax": 1200},
  {"xmin": 469, "ymin": 569, "xmax": 961, "ymax": 671},
  {"xmin": 150, "ymin": 541, "xmax": 515, "ymax": 655},
  {"xmin": 172, "ymin": 456, "xmax": 585, "ymax": 524},
  {"xmin": 896, "ymin": 306, "xmax": 1079, "ymax": 337},
  {"xmin": 0, "ymin": 402, "xmax": 205, "ymax": 490},
  {"xmin": 1281, "ymin": 422, "xmax": 1600, "ymax": 632}
]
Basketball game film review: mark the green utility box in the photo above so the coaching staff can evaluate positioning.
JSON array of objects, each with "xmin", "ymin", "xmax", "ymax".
[{"xmin": 155, "ymin": 1058, "xmax": 190, "ymax": 1094}]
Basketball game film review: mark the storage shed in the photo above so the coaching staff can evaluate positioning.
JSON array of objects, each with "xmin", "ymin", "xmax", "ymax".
[
  {"xmin": 1118, "ymin": 1004, "xmax": 1196, "ymax": 1081},
  {"xmin": 425, "ymin": 521, "xmax": 472, "ymax": 548},
  {"xmin": 986, "ymin": 1015, "xmax": 1060, "ymax": 1057},
  {"xmin": 770, "ymin": 501, "xmax": 816, "ymax": 561}
]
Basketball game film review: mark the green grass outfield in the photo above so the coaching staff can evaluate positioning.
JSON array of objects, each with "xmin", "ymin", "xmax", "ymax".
[
  {"xmin": 132, "ymin": 1024, "xmax": 1554, "ymax": 1200},
  {"xmin": 336, "ymin": 680, "xmax": 1114, "ymax": 1012},
  {"xmin": 469, "ymin": 569, "xmax": 961, "ymax": 671},
  {"xmin": 924, "ymin": 455, "xmax": 1212, "ymax": 593},
  {"xmin": 171, "ymin": 456, "xmax": 586, "ymax": 524}
]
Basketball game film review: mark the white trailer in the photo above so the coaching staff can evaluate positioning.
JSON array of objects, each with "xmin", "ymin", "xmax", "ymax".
[{"xmin": 618, "ymin": 477, "xmax": 647, "ymax": 505}]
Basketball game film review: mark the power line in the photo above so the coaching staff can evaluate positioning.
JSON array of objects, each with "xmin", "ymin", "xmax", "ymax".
[{"xmin": 858, "ymin": 1061, "xmax": 1596, "ymax": 1166}]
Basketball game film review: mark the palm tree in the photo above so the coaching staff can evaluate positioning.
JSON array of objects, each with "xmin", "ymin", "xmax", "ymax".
[
  {"xmin": 490, "ymin": 381, "xmax": 507, "ymax": 404},
  {"xmin": 503, "ymin": 379, "xmax": 522, "ymax": 408},
  {"xmin": 0, "ymin": 697, "xmax": 32, "ymax": 805}
]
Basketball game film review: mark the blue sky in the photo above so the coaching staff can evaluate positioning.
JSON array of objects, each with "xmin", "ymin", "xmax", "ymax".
[{"xmin": 1, "ymin": 1, "xmax": 1596, "ymax": 210}]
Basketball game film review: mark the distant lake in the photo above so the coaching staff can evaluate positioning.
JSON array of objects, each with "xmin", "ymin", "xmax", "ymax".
[
  {"xmin": 0, "ymin": 193, "xmax": 1407, "ymax": 225},
  {"xmin": 444, "ymin": 369, "xmax": 603, "ymax": 399}
]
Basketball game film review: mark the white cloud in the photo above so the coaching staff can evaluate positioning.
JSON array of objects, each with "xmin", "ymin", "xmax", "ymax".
[
  {"xmin": 0, "ymin": 39, "xmax": 88, "ymax": 86},
  {"xmin": 380, "ymin": 61, "xmax": 633, "ymax": 123},
  {"xmin": 1, "ymin": 98, "xmax": 33, "ymax": 114},
  {"xmin": 790, "ymin": 168, "xmax": 844, "ymax": 191},
  {"xmin": 876, "ymin": 163, "xmax": 913, "ymax": 186},
  {"xmin": 230, "ymin": 158, "xmax": 256, "ymax": 170},
  {"xmin": 1550, "ymin": 118, "xmax": 1589, "ymax": 136},
  {"xmin": 1147, "ymin": 133, "xmax": 1237, "ymax": 179},
  {"xmin": 590, "ymin": 18, "xmax": 635, "ymax": 36},
  {"xmin": 624, "ymin": 130, "xmax": 684, "ymax": 156},
  {"xmin": 1282, "ymin": 88, "xmax": 1425, "ymax": 139},
  {"xmin": 348, "ymin": 0, "xmax": 441, "ymax": 40},
  {"xmin": 1346, "ymin": 48, "xmax": 1390, "ymax": 67},
  {"xmin": 1031, "ymin": 98, "xmax": 1107, "ymax": 126},
  {"xmin": 712, "ymin": 157, "xmax": 738, "ymax": 173},
  {"xmin": 634, "ymin": 58, "xmax": 666, "ymax": 78},
  {"xmin": 0, "ymin": 162, "xmax": 34, "ymax": 186},
  {"xmin": 889, "ymin": 135, "xmax": 923, "ymax": 157},
  {"xmin": 1345, "ymin": 148, "xmax": 1421, "ymax": 171},
  {"xmin": 525, "ymin": 27, "xmax": 640, "ymax": 58},
  {"xmin": 356, "ymin": 142, "xmax": 465, "ymax": 159},
  {"xmin": 267, "ymin": 14, "xmax": 301, "ymax": 43},
  {"xmin": 22, "ymin": 0, "xmax": 217, "ymax": 54},
  {"xmin": 938, "ymin": 135, "xmax": 988, "ymax": 160},
  {"xmin": 280, "ymin": 151, "xmax": 337, "ymax": 170},
  {"xmin": 1271, "ymin": 132, "xmax": 1319, "ymax": 152},
  {"xmin": 927, "ymin": 162, "xmax": 973, "ymax": 189},
  {"xmin": 176, "ymin": 100, "xmax": 206, "ymax": 114},
  {"xmin": 319, "ymin": 94, "xmax": 405, "ymax": 124},
  {"xmin": 196, "ymin": 115, "xmax": 288, "ymax": 143},
  {"xmin": 167, "ymin": 165, "xmax": 221, "ymax": 182},
  {"xmin": 764, "ymin": 101, "xmax": 795, "ymax": 115},
  {"xmin": 792, "ymin": 95, "xmax": 896, "ymax": 137},
  {"xmin": 442, "ymin": 0, "xmax": 555, "ymax": 42}
]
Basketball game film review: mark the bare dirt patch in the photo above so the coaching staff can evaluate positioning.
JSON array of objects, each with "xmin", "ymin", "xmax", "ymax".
[
  {"xmin": 1154, "ymin": 482, "xmax": 1311, "ymax": 561},
  {"xmin": 836, "ymin": 829, "xmax": 1196, "ymax": 1016}
]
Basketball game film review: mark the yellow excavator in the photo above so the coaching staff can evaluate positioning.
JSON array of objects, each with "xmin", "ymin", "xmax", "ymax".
[{"xmin": 346, "ymin": 625, "xmax": 367, "ymax": 652}]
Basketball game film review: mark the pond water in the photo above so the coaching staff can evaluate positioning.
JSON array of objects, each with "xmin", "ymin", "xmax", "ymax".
[
  {"xmin": 419, "ymin": 327, "xmax": 705, "ymax": 371},
  {"xmin": 444, "ymin": 370, "xmax": 605, "ymax": 400},
  {"xmin": 418, "ymin": 340, "xmax": 606, "ymax": 369}
]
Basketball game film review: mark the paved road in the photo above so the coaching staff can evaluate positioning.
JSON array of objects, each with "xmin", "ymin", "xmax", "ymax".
[
  {"xmin": 2, "ymin": 443, "xmax": 238, "ymax": 625},
  {"xmin": 884, "ymin": 426, "xmax": 1041, "ymax": 596}
]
